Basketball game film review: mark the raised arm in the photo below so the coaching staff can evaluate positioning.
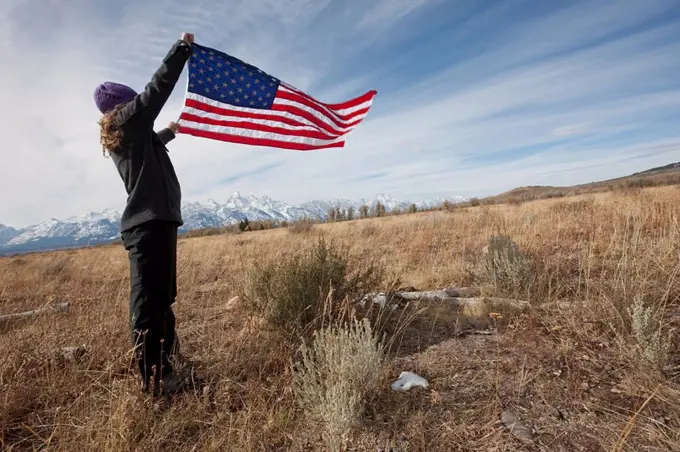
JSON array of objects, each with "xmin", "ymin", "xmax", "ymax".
[
  {"xmin": 156, "ymin": 128, "xmax": 175, "ymax": 146},
  {"xmin": 156, "ymin": 121, "xmax": 180, "ymax": 147},
  {"xmin": 135, "ymin": 33, "xmax": 194, "ymax": 122}
]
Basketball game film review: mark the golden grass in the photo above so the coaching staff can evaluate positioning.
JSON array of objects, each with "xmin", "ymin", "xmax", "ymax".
[{"xmin": 1, "ymin": 186, "xmax": 680, "ymax": 451}]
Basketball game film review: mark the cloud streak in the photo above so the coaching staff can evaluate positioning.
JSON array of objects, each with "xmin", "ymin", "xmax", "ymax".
[{"xmin": 1, "ymin": 0, "xmax": 679, "ymax": 227}]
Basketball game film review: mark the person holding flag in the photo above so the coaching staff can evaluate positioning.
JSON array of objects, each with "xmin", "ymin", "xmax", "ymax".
[
  {"xmin": 93, "ymin": 32, "xmax": 195, "ymax": 395},
  {"xmin": 92, "ymin": 31, "xmax": 375, "ymax": 395}
]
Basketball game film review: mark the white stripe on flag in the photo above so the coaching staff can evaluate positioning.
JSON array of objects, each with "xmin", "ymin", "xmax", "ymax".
[{"xmin": 179, "ymin": 119, "xmax": 347, "ymax": 147}]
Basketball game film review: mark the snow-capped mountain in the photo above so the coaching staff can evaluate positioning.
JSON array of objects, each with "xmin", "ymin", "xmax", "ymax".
[
  {"xmin": 300, "ymin": 198, "xmax": 367, "ymax": 218},
  {"xmin": 371, "ymin": 193, "xmax": 411, "ymax": 211},
  {"xmin": 2, "ymin": 210, "xmax": 123, "ymax": 253},
  {"xmin": 0, "ymin": 224, "xmax": 20, "ymax": 244},
  {"xmin": 0, "ymin": 192, "xmax": 467, "ymax": 254}
]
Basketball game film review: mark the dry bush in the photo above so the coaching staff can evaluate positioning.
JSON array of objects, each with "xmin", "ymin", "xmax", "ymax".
[
  {"xmin": 291, "ymin": 317, "xmax": 384, "ymax": 451},
  {"xmin": 508, "ymin": 197, "xmax": 524, "ymax": 206},
  {"xmin": 548, "ymin": 197, "xmax": 596, "ymax": 216},
  {"xmin": 242, "ymin": 237, "xmax": 385, "ymax": 331},
  {"xmin": 476, "ymin": 234, "xmax": 535, "ymax": 298},
  {"xmin": 41, "ymin": 256, "xmax": 72, "ymax": 278},
  {"xmin": 360, "ymin": 224, "xmax": 379, "ymax": 238},
  {"xmin": 440, "ymin": 201, "xmax": 455, "ymax": 212},
  {"xmin": 287, "ymin": 219, "xmax": 315, "ymax": 234}
]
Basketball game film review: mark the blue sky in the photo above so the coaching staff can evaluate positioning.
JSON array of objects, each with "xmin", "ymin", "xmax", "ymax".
[{"xmin": 1, "ymin": 0, "xmax": 680, "ymax": 227}]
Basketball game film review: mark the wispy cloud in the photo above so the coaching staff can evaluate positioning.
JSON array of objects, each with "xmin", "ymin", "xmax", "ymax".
[
  {"xmin": 357, "ymin": 0, "xmax": 438, "ymax": 30},
  {"xmin": 196, "ymin": 161, "xmax": 285, "ymax": 195},
  {"xmin": 1, "ymin": 0, "xmax": 679, "ymax": 227}
]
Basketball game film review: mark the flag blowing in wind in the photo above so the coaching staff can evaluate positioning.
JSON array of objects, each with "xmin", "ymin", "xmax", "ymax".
[{"xmin": 177, "ymin": 43, "xmax": 377, "ymax": 151}]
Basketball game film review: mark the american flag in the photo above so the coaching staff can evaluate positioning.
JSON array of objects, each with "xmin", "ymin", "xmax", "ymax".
[{"xmin": 177, "ymin": 43, "xmax": 377, "ymax": 151}]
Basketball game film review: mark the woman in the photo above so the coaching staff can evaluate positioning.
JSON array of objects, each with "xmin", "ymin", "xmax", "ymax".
[{"xmin": 94, "ymin": 32, "xmax": 194, "ymax": 394}]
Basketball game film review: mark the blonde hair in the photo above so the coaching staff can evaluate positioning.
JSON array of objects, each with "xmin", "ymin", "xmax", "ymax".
[{"xmin": 98, "ymin": 104, "xmax": 124, "ymax": 156}]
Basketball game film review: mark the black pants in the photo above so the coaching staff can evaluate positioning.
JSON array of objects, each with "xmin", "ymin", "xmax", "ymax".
[{"xmin": 121, "ymin": 220, "xmax": 179, "ymax": 390}]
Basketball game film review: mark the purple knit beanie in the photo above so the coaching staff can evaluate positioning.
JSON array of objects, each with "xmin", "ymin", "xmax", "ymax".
[{"xmin": 94, "ymin": 82, "xmax": 137, "ymax": 114}]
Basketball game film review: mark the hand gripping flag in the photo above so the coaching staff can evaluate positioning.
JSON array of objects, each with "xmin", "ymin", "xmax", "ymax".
[{"xmin": 178, "ymin": 43, "xmax": 377, "ymax": 151}]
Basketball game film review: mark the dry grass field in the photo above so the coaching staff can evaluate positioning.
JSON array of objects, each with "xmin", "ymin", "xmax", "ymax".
[{"xmin": 1, "ymin": 186, "xmax": 680, "ymax": 451}]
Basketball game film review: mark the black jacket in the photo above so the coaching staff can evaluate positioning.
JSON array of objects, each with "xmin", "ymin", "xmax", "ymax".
[{"xmin": 109, "ymin": 40, "xmax": 192, "ymax": 232}]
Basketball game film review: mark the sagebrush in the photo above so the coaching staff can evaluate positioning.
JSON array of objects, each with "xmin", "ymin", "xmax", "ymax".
[
  {"xmin": 627, "ymin": 295, "xmax": 672, "ymax": 371},
  {"xmin": 477, "ymin": 234, "xmax": 535, "ymax": 297},
  {"xmin": 242, "ymin": 237, "xmax": 385, "ymax": 331},
  {"xmin": 291, "ymin": 317, "xmax": 384, "ymax": 451}
]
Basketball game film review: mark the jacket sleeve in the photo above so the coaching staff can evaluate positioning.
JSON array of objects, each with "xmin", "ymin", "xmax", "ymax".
[
  {"xmin": 134, "ymin": 40, "xmax": 192, "ymax": 122},
  {"xmin": 156, "ymin": 128, "xmax": 176, "ymax": 146}
]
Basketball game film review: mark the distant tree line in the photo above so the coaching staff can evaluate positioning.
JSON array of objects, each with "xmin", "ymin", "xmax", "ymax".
[
  {"xmin": 183, "ymin": 199, "xmax": 456, "ymax": 238},
  {"xmin": 324, "ymin": 200, "xmax": 424, "ymax": 223}
]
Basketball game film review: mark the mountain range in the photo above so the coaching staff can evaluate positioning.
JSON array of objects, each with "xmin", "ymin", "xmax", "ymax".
[{"xmin": 0, "ymin": 192, "xmax": 465, "ymax": 254}]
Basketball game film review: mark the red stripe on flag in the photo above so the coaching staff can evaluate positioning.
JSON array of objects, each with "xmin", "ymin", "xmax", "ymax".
[
  {"xmin": 276, "ymin": 89, "xmax": 370, "ymax": 124},
  {"xmin": 178, "ymin": 125, "xmax": 346, "ymax": 151},
  {"xmin": 179, "ymin": 112, "xmax": 339, "ymax": 140},
  {"xmin": 185, "ymin": 98, "xmax": 348, "ymax": 137},
  {"xmin": 323, "ymin": 90, "xmax": 377, "ymax": 110},
  {"xmin": 282, "ymin": 83, "xmax": 377, "ymax": 110},
  {"xmin": 270, "ymin": 103, "xmax": 366, "ymax": 136}
]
